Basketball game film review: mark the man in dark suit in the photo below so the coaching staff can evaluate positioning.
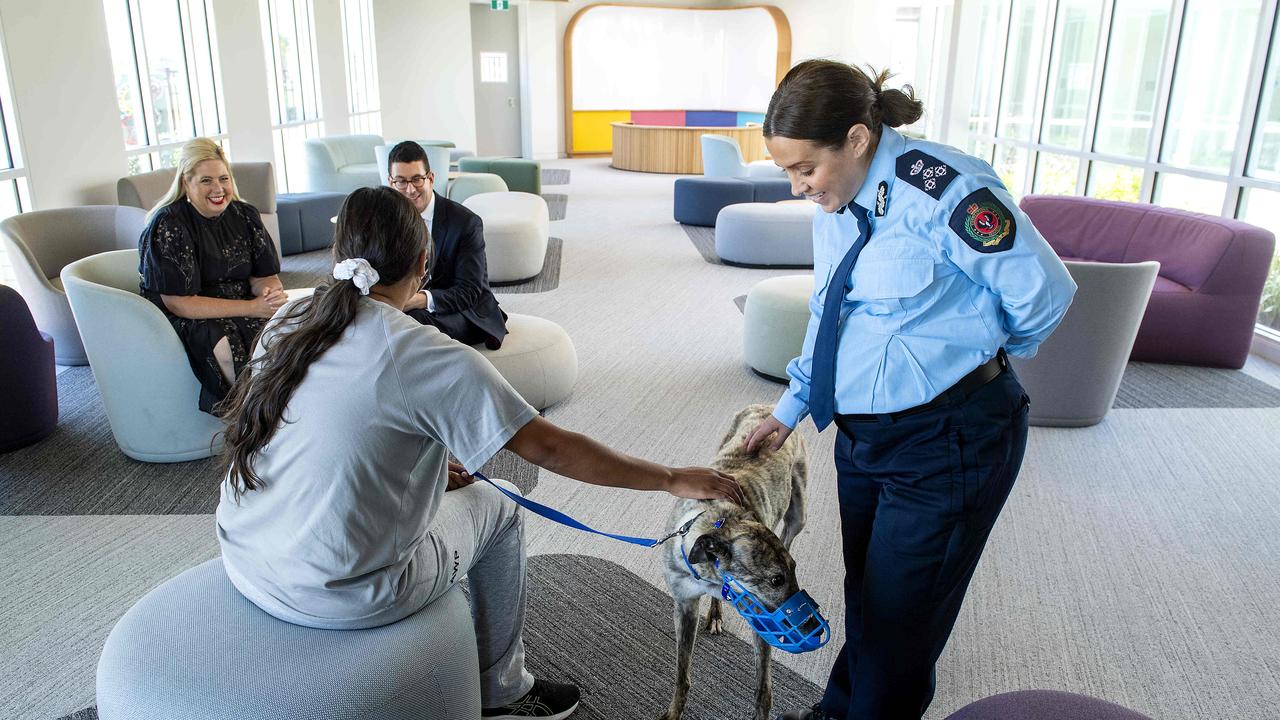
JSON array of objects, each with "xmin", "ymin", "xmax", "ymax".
[{"xmin": 387, "ymin": 141, "xmax": 508, "ymax": 350}]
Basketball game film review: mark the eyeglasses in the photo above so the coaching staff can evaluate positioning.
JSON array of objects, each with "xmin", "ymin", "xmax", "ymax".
[{"xmin": 390, "ymin": 175, "xmax": 429, "ymax": 190}]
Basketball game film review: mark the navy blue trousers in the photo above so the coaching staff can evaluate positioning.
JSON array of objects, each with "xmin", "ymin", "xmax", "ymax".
[{"xmin": 819, "ymin": 370, "xmax": 1029, "ymax": 720}]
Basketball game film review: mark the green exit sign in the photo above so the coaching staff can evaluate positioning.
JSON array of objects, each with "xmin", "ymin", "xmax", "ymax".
[{"xmin": 490, "ymin": 0, "xmax": 509, "ymax": 9}]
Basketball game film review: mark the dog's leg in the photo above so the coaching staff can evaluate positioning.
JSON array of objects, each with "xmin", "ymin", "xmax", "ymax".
[
  {"xmin": 779, "ymin": 456, "xmax": 808, "ymax": 550},
  {"xmin": 704, "ymin": 597, "xmax": 723, "ymax": 634},
  {"xmin": 660, "ymin": 594, "xmax": 702, "ymax": 720},
  {"xmin": 751, "ymin": 632, "xmax": 775, "ymax": 720}
]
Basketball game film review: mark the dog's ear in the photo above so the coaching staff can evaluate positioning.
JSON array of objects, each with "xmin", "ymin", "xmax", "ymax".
[{"xmin": 688, "ymin": 533, "xmax": 731, "ymax": 566}]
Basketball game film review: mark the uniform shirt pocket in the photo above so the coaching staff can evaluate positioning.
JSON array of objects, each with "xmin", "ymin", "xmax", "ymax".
[{"xmin": 848, "ymin": 257, "xmax": 935, "ymax": 334}]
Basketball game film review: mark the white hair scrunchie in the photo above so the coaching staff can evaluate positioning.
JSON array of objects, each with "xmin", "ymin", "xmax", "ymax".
[{"xmin": 332, "ymin": 258, "xmax": 380, "ymax": 295}]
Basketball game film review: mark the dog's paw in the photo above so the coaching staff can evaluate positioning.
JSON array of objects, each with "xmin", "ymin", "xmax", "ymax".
[{"xmin": 704, "ymin": 616, "xmax": 723, "ymax": 635}]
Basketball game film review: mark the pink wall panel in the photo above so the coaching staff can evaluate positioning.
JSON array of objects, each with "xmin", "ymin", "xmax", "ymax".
[{"xmin": 631, "ymin": 110, "xmax": 686, "ymax": 126}]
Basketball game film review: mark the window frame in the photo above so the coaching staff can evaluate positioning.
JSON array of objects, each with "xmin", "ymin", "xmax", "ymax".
[{"xmin": 104, "ymin": 0, "xmax": 228, "ymax": 175}]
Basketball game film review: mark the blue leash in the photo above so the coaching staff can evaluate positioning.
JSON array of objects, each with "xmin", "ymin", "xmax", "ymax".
[{"xmin": 473, "ymin": 471, "xmax": 702, "ymax": 548}]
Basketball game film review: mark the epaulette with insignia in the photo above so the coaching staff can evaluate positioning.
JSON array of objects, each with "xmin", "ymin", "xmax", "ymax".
[{"xmin": 895, "ymin": 149, "xmax": 958, "ymax": 201}]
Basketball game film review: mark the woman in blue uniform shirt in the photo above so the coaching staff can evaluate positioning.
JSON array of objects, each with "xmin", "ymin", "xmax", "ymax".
[{"xmin": 746, "ymin": 60, "xmax": 1077, "ymax": 720}]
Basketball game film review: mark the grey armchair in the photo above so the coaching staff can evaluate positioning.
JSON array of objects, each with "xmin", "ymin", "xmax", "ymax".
[
  {"xmin": 60, "ymin": 249, "xmax": 223, "ymax": 462},
  {"xmin": 303, "ymin": 134, "xmax": 384, "ymax": 192},
  {"xmin": 117, "ymin": 162, "xmax": 281, "ymax": 258},
  {"xmin": 0, "ymin": 206, "xmax": 147, "ymax": 365},
  {"xmin": 1010, "ymin": 259, "xmax": 1160, "ymax": 427}
]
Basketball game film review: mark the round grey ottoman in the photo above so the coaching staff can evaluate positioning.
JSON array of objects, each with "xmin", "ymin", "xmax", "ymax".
[
  {"xmin": 97, "ymin": 558, "xmax": 481, "ymax": 719},
  {"xmin": 743, "ymin": 274, "xmax": 814, "ymax": 382},
  {"xmin": 715, "ymin": 201, "xmax": 817, "ymax": 267},
  {"xmin": 463, "ymin": 192, "xmax": 550, "ymax": 282},
  {"xmin": 475, "ymin": 313, "xmax": 577, "ymax": 410},
  {"xmin": 944, "ymin": 690, "xmax": 1155, "ymax": 719}
]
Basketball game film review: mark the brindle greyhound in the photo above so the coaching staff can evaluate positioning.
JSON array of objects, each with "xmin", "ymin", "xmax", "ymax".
[{"xmin": 660, "ymin": 404, "xmax": 809, "ymax": 720}]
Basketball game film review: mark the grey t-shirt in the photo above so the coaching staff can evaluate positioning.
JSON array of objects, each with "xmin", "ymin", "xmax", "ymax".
[{"xmin": 216, "ymin": 296, "xmax": 536, "ymax": 628}]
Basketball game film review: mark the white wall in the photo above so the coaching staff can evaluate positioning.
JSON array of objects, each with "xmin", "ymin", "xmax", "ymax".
[
  {"xmin": 0, "ymin": 0, "xmax": 127, "ymax": 208},
  {"xmin": 374, "ymin": 0, "xmax": 477, "ymax": 149}
]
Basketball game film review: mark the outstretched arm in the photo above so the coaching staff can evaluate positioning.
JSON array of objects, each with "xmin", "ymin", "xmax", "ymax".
[{"xmin": 505, "ymin": 416, "xmax": 745, "ymax": 503}]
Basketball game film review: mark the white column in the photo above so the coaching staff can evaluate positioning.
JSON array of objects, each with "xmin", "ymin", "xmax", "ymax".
[
  {"xmin": 314, "ymin": 0, "xmax": 351, "ymax": 137},
  {"xmin": 0, "ymin": 0, "xmax": 128, "ymax": 208},
  {"xmin": 212, "ymin": 0, "xmax": 276, "ymax": 164}
]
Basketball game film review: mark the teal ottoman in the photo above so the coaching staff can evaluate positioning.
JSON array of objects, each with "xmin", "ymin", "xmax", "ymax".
[{"xmin": 458, "ymin": 157, "xmax": 542, "ymax": 195}]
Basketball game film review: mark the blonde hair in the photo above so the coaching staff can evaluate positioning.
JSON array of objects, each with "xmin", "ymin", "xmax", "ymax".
[{"xmin": 148, "ymin": 138, "xmax": 240, "ymax": 220}]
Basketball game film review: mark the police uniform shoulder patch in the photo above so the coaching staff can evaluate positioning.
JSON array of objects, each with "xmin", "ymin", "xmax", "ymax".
[
  {"xmin": 949, "ymin": 187, "xmax": 1016, "ymax": 253},
  {"xmin": 895, "ymin": 149, "xmax": 958, "ymax": 201}
]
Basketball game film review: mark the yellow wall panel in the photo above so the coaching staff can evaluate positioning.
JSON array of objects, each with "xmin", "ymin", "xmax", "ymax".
[{"xmin": 573, "ymin": 111, "xmax": 631, "ymax": 154}]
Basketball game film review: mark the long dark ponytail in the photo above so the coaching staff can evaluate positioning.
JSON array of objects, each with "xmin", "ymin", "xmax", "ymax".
[
  {"xmin": 764, "ymin": 60, "xmax": 924, "ymax": 149},
  {"xmin": 219, "ymin": 186, "xmax": 428, "ymax": 499}
]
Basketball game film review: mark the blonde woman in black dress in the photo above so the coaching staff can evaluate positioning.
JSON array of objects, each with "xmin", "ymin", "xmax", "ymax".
[{"xmin": 138, "ymin": 138, "xmax": 286, "ymax": 413}]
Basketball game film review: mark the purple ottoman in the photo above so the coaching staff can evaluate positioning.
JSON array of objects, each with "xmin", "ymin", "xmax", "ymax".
[
  {"xmin": 1021, "ymin": 195, "xmax": 1275, "ymax": 369},
  {"xmin": 945, "ymin": 690, "xmax": 1154, "ymax": 720},
  {"xmin": 0, "ymin": 284, "xmax": 58, "ymax": 452}
]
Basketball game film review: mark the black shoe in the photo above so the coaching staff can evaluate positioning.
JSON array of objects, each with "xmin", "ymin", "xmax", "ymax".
[
  {"xmin": 482, "ymin": 678, "xmax": 580, "ymax": 719},
  {"xmin": 777, "ymin": 703, "xmax": 838, "ymax": 720},
  {"xmin": 484, "ymin": 336, "xmax": 503, "ymax": 350}
]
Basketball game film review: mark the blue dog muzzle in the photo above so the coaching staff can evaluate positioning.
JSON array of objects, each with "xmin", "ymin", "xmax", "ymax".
[{"xmin": 719, "ymin": 573, "xmax": 830, "ymax": 654}]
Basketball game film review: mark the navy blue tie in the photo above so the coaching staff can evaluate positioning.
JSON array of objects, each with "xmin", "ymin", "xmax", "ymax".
[{"xmin": 808, "ymin": 203, "xmax": 871, "ymax": 431}]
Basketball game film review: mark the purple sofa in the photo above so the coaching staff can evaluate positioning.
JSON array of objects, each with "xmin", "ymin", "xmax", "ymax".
[
  {"xmin": 945, "ymin": 690, "xmax": 1154, "ymax": 719},
  {"xmin": 0, "ymin": 284, "xmax": 58, "ymax": 452},
  {"xmin": 1020, "ymin": 195, "xmax": 1275, "ymax": 368}
]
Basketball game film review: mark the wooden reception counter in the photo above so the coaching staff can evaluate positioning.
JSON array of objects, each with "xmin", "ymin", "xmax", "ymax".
[{"xmin": 610, "ymin": 122, "xmax": 769, "ymax": 174}]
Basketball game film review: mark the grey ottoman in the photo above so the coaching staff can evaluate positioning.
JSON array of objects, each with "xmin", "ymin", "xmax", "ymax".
[
  {"xmin": 463, "ymin": 192, "xmax": 550, "ymax": 283},
  {"xmin": 475, "ymin": 313, "xmax": 578, "ymax": 410},
  {"xmin": 743, "ymin": 275, "xmax": 814, "ymax": 382},
  {"xmin": 97, "ymin": 558, "xmax": 481, "ymax": 719},
  {"xmin": 715, "ymin": 200, "xmax": 816, "ymax": 267}
]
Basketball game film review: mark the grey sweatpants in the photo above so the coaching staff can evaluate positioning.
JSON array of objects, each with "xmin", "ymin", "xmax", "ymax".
[{"xmin": 413, "ymin": 477, "xmax": 535, "ymax": 707}]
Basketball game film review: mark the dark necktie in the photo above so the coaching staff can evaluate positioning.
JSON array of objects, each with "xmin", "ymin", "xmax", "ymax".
[{"xmin": 808, "ymin": 203, "xmax": 871, "ymax": 431}]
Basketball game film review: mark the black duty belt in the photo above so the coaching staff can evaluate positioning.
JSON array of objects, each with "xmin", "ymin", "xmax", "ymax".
[{"xmin": 835, "ymin": 349, "xmax": 1008, "ymax": 426}]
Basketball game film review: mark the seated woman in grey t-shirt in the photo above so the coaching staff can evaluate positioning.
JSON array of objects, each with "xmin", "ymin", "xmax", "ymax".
[{"xmin": 214, "ymin": 186, "xmax": 743, "ymax": 720}]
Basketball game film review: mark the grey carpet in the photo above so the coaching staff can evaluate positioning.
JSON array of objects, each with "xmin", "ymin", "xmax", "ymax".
[
  {"xmin": 543, "ymin": 168, "xmax": 571, "ymax": 186},
  {"xmin": 1114, "ymin": 361, "xmax": 1280, "ymax": 408},
  {"xmin": 545, "ymin": 193, "xmax": 568, "ymax": 221},
  {"xmin": 0, "ymin": 368, "xmax": 539, "ymax": 516},
  {"xmin": 491, "ymin": 237, "xmax": 562, "ymax": 294},
  {"xmin": 278, "ymin": 247, "xmax": 332, "ymax": 290},
  {"xmin": 57, "ymin": 553, "xmax": 822, "ymax": 720},
  {"xmin": 682, "ymin": 223, "xmax": 720, "ymax": 264}
]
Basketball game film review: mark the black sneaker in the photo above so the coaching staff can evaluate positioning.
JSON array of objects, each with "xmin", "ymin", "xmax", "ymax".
[
  {"xmin": 482, "ymin": 678, "xmax": 580, "ymax": 719},
  {"xmin": 776, "ymin": 703, "xmax": 838, "ymax": 720}
]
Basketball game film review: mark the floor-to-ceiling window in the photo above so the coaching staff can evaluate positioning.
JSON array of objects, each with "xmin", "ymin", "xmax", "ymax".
[
  {"xmin": 960, "ymin": 0, "xmax": 1280, "ymax": 335},
  {"xmin": 261, "ymin": 0, "xmax": 323, "ymax": 192},
  {"xmin": 341, "ymin": 0, "xmax": 380, "ymax": 137},
  {"xmin": 103, "ymin": 0, "xmax": 226, "ymax": 175},
  {"xmin": 0, "ymin": 25, "xmax": 30, "ymax": 287}
]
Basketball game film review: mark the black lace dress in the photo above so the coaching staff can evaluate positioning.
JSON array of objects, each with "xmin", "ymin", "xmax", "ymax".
[{"xmin": 139, "ymin": 199, "xmax": 281, "ymax": 413}]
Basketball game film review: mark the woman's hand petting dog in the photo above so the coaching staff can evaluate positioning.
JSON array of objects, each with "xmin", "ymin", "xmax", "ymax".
[
  {"xmin": 666, "ymin": 467, "xmax": 746, "ymax": 505},
  {"xmin": 445, "ymin": 461, "xmax": 475, "ymax": 491},
  {"xmin": 745, "ymin": 415, "xmax": 794, "ymax": 454}
]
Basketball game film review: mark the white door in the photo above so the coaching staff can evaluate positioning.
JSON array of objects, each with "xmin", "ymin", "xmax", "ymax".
[{"xmin": 471, "ymin": 3, "xmax": 523, "ymax": 158}]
